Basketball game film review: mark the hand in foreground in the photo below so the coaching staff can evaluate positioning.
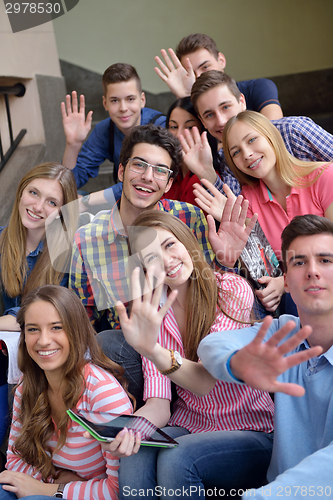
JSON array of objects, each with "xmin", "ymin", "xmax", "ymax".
[
  {"xmin": 55, "ymin": 468, "xmax": 85, "ymax": 483},
  {"xmin": 207, "ymin": 193, "xmax": 257, "ymax": 268},
  {"xmin": 0, "ymin": 470, "xmax": 58, "ymax": 498},
  {"xmin": 154, "ymin": 48, "xmax": 195, "ymax": 98},
  {"xmin": 180, "ymin": 128, "xmax": 217, "ymax": 184},
  {"xmin": 61, "ymin": 90, "xmax": 93, "ymax": 146},
  {"xmin": 230, "ymin": 316, "xmax": 323, "ymax": 396},
  {"xmin": 116, "ymin": 267, "xmax": 177, "ymax": 359},
  {"xmin": 256, "ymin": 275, "xmax": 285, "ymax": 312},
  {"xmin": 193, "ymin": 179, "xmax": 236, "ymax": 221}
]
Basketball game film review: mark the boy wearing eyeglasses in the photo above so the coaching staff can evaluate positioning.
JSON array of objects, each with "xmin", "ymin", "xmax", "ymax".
[{"xmin": 69, "ymin": 124, "xmax": 254, "ymax": 407}]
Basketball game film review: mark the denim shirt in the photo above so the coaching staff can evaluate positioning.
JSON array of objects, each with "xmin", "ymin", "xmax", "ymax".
[{"xmin": 0, "ymin": 227, "xmax": 68, "ymax": 318}]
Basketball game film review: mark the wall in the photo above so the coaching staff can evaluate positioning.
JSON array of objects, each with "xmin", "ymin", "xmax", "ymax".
[
  {"xmin": 52, "ymin": 0, "xmax": 333, "ymax": 94},
  {"xmin": 0, "ymin": 1, "xmax": 63, "ymax": 148}
]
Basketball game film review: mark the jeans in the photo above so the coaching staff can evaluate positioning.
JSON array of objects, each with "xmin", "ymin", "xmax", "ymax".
[
  {"xmin": 119, "ymin": 427, "xmax": 274, "ymax": 500},
  {"xmin": 97, "ymin": 329, "xmax": 144, "ymax": 409},
  {"xmin": 0, "ymin": 486, "xmax": 57, "ymax": 500}
]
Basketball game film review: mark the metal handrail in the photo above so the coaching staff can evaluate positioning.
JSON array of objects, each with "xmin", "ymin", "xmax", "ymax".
[{"xmin": 0, "ymin": 83, "xmax": 27, "ymax": 172}]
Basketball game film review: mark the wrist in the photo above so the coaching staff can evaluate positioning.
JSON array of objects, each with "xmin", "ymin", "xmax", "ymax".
[{"xmin": 148, "ymin": 345, "xmax": 178, "ymax": 372}]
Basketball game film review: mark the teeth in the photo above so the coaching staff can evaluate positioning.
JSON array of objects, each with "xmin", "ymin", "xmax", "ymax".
[
  {"xmin": 38, "ymin": 349, "xmax": 59, "ymax": 356},
  {"xmin": 167, "ymin": 263, "xmax": 182, "ymax": 276},
  {"xmin": 249, "ymin": 158, "xmax": 261, "ymax": 169},
  {"xmin": 136, "ymin": 186, "xmax": 153, "ymax": 193},
  {"xmin": 27, "ymin": 210, "xmax": 42, "ymax": 220}
]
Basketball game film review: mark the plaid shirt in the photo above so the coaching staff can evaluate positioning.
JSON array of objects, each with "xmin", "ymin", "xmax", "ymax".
[
  {"xmin": 70, "ymin": 199, "xmax": 214, "ymax": 329},
  {"xmin": 214, "ymin": 115, "xmax": 333, "ymax": 195}
]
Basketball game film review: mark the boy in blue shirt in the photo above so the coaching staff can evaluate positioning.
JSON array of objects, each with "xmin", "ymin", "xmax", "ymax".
[
  {"xmin": 198, "ymin": 214, "xmax": 333, "ymax": 499},
  {"xmin": 61, "ymin": 63, "xmax": 165, "ymax": 208}
]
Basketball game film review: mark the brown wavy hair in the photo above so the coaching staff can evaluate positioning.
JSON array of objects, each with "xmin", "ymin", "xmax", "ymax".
[
  {"xmin": 14, "ymin": 285, "xmax": 131, "ymax": 481},
  {"xmin": 0, "ymin": 162, "xmax": 78, "ymax": 299},
  {"xmin": 222, "ymin": 111, "xmax": 328, "ymax": 188},
  {"xmin": 128, "ymin": 210, "xmax": 252, "ymax": 361}
]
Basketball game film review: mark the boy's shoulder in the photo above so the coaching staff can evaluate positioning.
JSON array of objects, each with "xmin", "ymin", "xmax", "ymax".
[{"xmin": 141, "ymin": 107, "xmax": 166, "ymax": 127}]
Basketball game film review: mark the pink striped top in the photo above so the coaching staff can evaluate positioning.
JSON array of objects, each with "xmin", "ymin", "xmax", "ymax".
[
  {"xmin": 6, "ymin": 363, "xmax": 132, "ymax": 500},
  {"xmin": 143, "ymin": 273, "xmax": 274, "ymax": 433}
]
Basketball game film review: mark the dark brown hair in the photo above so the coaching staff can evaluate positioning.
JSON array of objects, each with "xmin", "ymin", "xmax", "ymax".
[
  {"xmin": 191, "ymin": 70, "xmax": 241, "ymax": 114},
  {"xmin": 102, "ymin": 63, "xmax": 141, "ymax": 96},
  {"xmin": 176, "ymin": 33, "xmax": 219, "ymax": 60},
  {"xmin": 282, "ymin": 215, "xmax": 333, "ymax": 269},
  {"xmin": 14, "ymin": 285, "xmax": 131, "ymax": 481},
  {"xmin": 119, "ymin": 124, "xmax": 182, "ymax": 180}
]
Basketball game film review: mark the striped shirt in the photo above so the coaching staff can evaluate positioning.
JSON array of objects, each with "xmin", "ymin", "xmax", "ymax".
[
  {"xmin": 142, "ymin": 273, "xmax": 274, "ymax": 434},
  {"xmin": 70, "ymin": 199, "xmax": 214, "ymax": 329},
  {"xmin": 6, "ymin": 363, "xmax": 132, "ymax": 500}
]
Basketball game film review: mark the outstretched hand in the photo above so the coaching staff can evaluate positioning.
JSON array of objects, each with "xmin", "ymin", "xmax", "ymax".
[
  {"xmin": 180, "ymin": 128, "xmax": 217, "ymax": 184},
  {"xmin": 116, "ymin": 267, "xmax": 177, "ymax": 359},
  {"xmin": 193, "ymin": 179, "xmax": 235, "ymax": 221},
  {"xmin": 207, "ymin": 192, "xmax": 257, "ymax": 268},
  {"xmin": 61, "ymin": 90, "xmax": 93, "ymax": 146},
  {"xmin": 230, "ymin": 316, "xmax": 323, "ymax": 396},
  {"xmin": 154, "ymin": 48, "xmax": 195, "ymax": 98}
]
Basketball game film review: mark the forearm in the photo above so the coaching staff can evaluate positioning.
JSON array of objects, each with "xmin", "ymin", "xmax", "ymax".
[
  {"xmin": 134, "ymin": 397, "xmax": 170, "ymax": 428},
  {"xmin": 144, "ymin": 344, "xmax": 216, "ymax": 397},
  {"xmin": 62, "ymin": 143, "xmax": 82, "ymax": 170},
  {"xmin": 0, "ymin": 314, "xmax": 20, "ymax": 331}
]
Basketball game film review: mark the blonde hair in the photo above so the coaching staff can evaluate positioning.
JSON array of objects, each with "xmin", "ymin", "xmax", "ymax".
[
  {"xmin": 0, "ymin": 162, "xmax": 78, "ymax": 298},
  {"xmin": 222, "ymin": 111, "xmax": 327, "ymax": 188}
]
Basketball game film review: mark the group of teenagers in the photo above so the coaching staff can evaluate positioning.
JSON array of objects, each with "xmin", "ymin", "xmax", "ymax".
[{"xmin": 0, "ymin": 33, "xmax": 333, "ymax": 500}]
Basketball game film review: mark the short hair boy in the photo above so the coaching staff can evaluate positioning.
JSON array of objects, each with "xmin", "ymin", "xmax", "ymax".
[
  {"xmin": 198, "ymin": 214, "xmax": 333, "ymax": 496},
  {"xmin": 186, "ymin": 70, "xmax": 333, "ymax": 196},
  {"xmin": 62, "ymin": 62, "xmax": 166, "ymax": 189}
]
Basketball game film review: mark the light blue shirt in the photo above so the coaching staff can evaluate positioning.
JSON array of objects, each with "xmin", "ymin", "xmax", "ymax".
[{"xmin": 198, "ymin": 315, "xmax": 333, "ymax": 499}]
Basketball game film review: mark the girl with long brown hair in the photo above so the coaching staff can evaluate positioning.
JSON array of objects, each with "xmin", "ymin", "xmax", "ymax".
[
  {"xmin": 0, "ymin": 285, "xmax": 133, "ymax": 499},
  {"xmin": 0, "ymin": 162, "xmax": 78, "ymax": 467},
  {"xmin": 114, "ymin": 210, "xmax": 274, "ymax": 499}
]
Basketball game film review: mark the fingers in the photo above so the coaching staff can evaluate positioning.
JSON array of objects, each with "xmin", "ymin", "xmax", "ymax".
[
  {"xmin": 251, "ymin": 315, "xmax": 275, "ymax": 345},
  {"xmin": 182, "ymin": 56, "xmax": 195, "ymax": 77},
  {"xmin": 154, "ymin": 66, "xmax": 168, "ymax": 83},
  {"xmin": 154, "ymin": 55, "xmax": 170, "ymax": 77},
  {"xmin": 222, "ymin": 183, "xmax": 237, "ymax": 201},
  {"xmin": 245, "ymin": 213, "xmax": 258, "ymax": 235},
  {"xmin": 271, "ymin": 381, "xmax": 305, "ymax": 397},
  {"xmin": 207, "ymin": 214, "xmax": 218, "ymax": 239},
  {"xmin": 167, "ymin": 48, "xmax": 182, "ymax": 68},
  {"xmin": 107, "ymin": 428, "xmax": 141, "ymax": 457}
]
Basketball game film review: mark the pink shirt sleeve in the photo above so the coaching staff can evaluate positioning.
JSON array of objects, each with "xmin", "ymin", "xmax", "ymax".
[{"xmin": 6, "ymin": 365, "xmax": 132, "ymax": 500}]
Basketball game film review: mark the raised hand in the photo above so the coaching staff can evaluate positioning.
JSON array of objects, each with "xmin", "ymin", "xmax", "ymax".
[
  {"xmin": 193, "ymin": 179, "xmax": 236, "ymax": 221},
  {"xmin": 230, "ymin": 316, "xmax": 323, "ymax": 396},
  {"xmin": 154, "ymin": 48, "xmax": 195, "ymax": 98},
  {"xmin": 61, "ymin": 91, "xmax": 93, "ymax": 147},
  {"xmin": 207, "ymin": 193, "xmax": 257, "ymax": 268},
  {"xmin": 255, "ymin": 275, "xmax": 286, "ymax": 312},
  {"xmin": 116, "ymin": 267, "xmax": 177, "ymax": 359},
  {"xmin": 180, "ymin": 128, "xmax": 217, "ymax": 184}
]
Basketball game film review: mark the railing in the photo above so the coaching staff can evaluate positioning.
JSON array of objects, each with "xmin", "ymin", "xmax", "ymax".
[{"xmin": 0, "ymin": 83, "xmax": 27, "ymax": 172}]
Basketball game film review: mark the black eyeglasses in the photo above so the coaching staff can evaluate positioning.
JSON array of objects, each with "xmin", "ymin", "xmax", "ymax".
[{"xmin": 127, "ymin": 158, "xmax": 172, "ymax": 181}]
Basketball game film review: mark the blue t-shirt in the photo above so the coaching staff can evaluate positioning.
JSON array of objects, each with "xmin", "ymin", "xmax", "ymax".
[
  {"xmin": 237, "ymin": 78, "xmax": 281, "ymax": 112},
  {"xmin": 72, "ymin": 108, "xmax": 166, "ymax": 188}
]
